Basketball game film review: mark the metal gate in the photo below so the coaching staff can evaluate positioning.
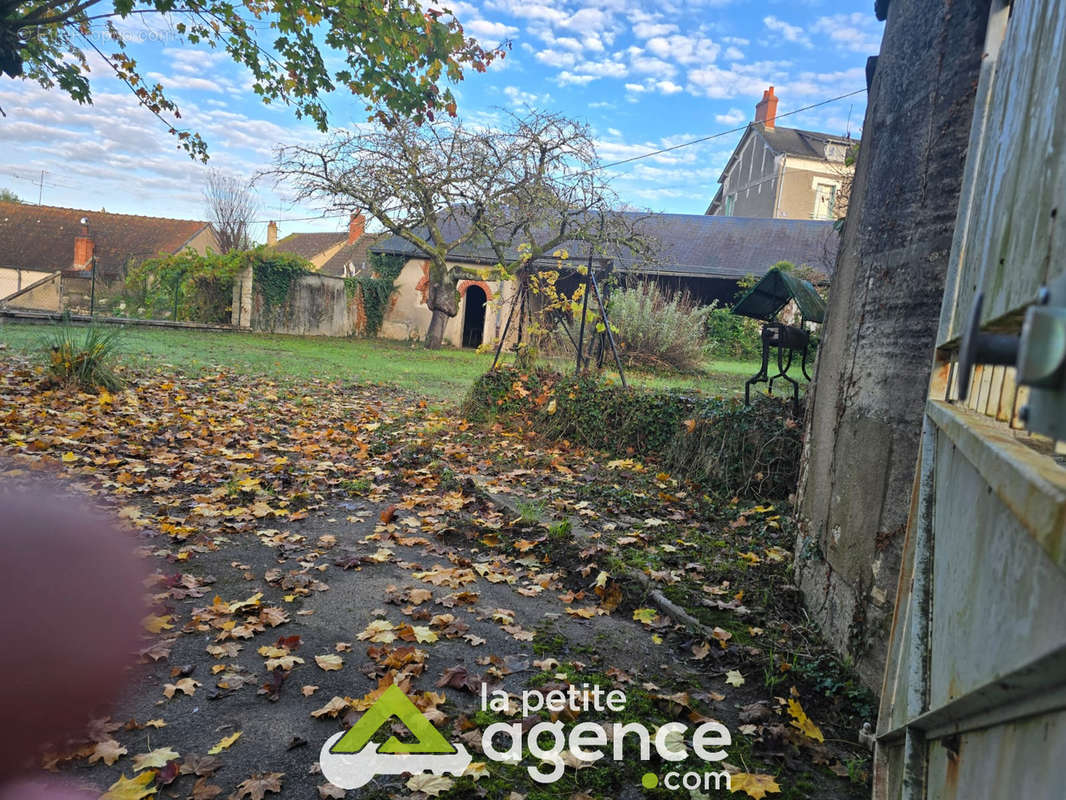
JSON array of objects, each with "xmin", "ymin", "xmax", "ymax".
[{"xmin": 874, "ymin": 2, "xmax": 1066, "ymax": 799}]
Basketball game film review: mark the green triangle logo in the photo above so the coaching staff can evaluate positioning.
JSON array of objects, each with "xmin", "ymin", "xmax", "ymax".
[{"xmin": 329, "ymin": 684, "xmax": 456, "ymax": 755}]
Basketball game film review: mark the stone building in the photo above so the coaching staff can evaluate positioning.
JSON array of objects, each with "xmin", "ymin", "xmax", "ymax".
[{"xmin": 706, "ymin": 87, "xmax": 857, "ymax": 222}]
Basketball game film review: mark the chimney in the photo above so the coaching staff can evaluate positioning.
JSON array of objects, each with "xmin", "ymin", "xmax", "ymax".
[
  {"xmin": 754, "ymin": 86, "xmax": 778, "ymax": 129},
  {"xmin": 73, "ymin": 218, "xmax": 94, "ymax": 270},
  {"xmin": 267, "ymin": 220, "xmax": 278, "ymax": 246},
  {"xmin": 348, "ymin": 212, "xmax": 365, "ymax": 245}
]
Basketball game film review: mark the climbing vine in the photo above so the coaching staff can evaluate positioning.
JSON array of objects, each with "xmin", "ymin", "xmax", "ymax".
[
  {"xmin": 252, "ymin": 249, "xmax": 311, "ymax": 311},
  {"xmin": 344, "ymin": 252, "xmax": 405, "ymax": 337}
]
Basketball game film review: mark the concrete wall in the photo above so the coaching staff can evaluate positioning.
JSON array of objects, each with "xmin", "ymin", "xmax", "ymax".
[
  {"xmin": 794, "ymin": 0, "xmax": 990, "ymax": 691},
  {"xmin": 248, "ymin": 273, "xmax": 362, "ymax": 337},
  {"xmin": 0, "ymin": 268, "xmax": 52, "ymax": 299},
  {"xmin": 1, "ymin": 271, "xmax": 61, "ymax": 311}
]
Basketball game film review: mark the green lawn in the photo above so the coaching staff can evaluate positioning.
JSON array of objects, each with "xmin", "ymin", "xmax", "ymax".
[{"xmin": 0, "ymin": 320, "xmax": 791, "ymax": 402}]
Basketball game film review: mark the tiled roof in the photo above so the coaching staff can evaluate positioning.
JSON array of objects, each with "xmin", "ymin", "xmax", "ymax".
[
  {"xmin": 318, "ymin": 232, "xmax": 390, "ymax": 277},
  {"xmin": 371, "ymin": 212, "xmax": 839, "ymax": 280},
  {"xmin": 0, "ymin": 203, "xmax": 213, "ymax": 278},
  {"xmin": 270, "ymin": 232, "xmax": 346, "ymax": 261},
  {"xmin": 758, "ymin": 125, "xmax": 857, "ymax": 160}
]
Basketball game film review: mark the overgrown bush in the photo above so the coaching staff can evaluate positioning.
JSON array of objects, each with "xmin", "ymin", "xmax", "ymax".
[
  {"xmin": 609, "ymin": 282, "xmax": 711, "ymax": 372},
  {"xmin": 47, "ymin": 326, "xmax": 124, "ymax": 392},
  {"xmin": 464, "ymin": 367, "xmax": 801, "ymax": 498},
  {"xmin": 704, "ymin": 302, "xmax": 763, "ymax": 360},
  {"xmin": 125, "ymin": 249, "xmax": 248, "ymax": 323}
]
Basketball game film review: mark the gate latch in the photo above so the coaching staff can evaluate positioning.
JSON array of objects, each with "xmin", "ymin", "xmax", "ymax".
[{"xmin": 956, "ymin": 284, "xmax": 1066, "ymax": 439}]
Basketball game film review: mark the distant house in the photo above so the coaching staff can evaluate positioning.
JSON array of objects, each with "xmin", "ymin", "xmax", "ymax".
[
  {"xmin": 706, "ymin": 87, "xmax": 858, "ymax": 221},
  {"xmin": 267, "ymin": 213, "xmax": 385, "ymax": 277},
  {"xmin": 369, "ymin": 211, "xmax": 839, "ymax": 348},
  {"xmin": 0, "ymin": 202, "xmax": 217, "ymax": 311}
]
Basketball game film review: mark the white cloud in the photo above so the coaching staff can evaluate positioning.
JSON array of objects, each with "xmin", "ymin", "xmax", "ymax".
[
  {"xmin": 556, "ymin": 71, "xmax": 599, "ymax": 86},
  {"xmin": 465, "ymin": 19, "xmax": 520, "ymax": 42},
  {"xmin": 715, "ymin": 107, "xmax": 747, "ymax": 125},
  {"xmin": 633, "ymin": 21, "xmax": 678, "ymax": 39},
  {"xmin": 763, "ymin": 16, "xmax": 812, "ymax": 48},
  {"xmin": 502, "ymin": 85, "xmax": 550, "ymax": 108}
]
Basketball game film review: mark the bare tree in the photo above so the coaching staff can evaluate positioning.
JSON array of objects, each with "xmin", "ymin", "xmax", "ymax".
[
  {"xmin": 272, "ymin": 111, "xmax": 649, "ymax": 348},
  {"xmin": 204, "ymin": 171, "xmax": 259, "ymax": 252}
]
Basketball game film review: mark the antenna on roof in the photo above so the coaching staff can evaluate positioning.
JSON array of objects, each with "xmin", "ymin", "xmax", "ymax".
[{"xmin": 845, "ymin": 105, "xmax": 853, "ymax": 138}]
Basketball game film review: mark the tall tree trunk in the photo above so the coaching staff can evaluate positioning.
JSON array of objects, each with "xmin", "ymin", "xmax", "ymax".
[
  {"xmin": 425, "ymin": 309, "xmax": 448, "ymax": 349},
  {"xmin": 424, "ymin": 270, "xmax": 459, "ymax": 349}
]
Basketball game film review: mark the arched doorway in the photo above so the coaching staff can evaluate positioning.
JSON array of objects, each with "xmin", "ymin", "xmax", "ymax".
[{"xmin": 461, "ymin": 285, "xmax": 487, "ymax": 348}]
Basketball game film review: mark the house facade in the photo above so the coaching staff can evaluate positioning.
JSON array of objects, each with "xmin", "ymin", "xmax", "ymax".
[
  {"xmin": 0, "ymin": 202, "xmax": 217, "ymax": 312},
  {"xmin": 706, "ymin": 87, "xmax": 857, "ymax": 221}
]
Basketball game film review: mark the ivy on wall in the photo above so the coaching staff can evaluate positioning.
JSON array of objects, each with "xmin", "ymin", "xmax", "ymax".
[
  {"xmin": 252, "ymin": 249, "xmax": 311, "ymax": 311},
  {"xmin": 344, "ymin": 252, "xmax": 405, "ymax": 337}
]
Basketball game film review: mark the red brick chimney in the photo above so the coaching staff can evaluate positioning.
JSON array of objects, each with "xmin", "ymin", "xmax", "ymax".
[
  {"xmin": 73, "ymin": 218, "xmax": 94, "ymax": 270},
  {"xmin": 755, "ymin": 86, "xmax": 778, "ymax": 129},
  {"xmin": 348, "ymin": 212, "xmax": 365, "ymax": 245},
  {"xmin": 267, "ymin": 220, "xmax": 278, "ymax": 246}
]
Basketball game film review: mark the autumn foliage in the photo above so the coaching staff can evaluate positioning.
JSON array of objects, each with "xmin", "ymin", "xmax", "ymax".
[{"xmin": 464, "ymin": 367, "xmax": 802, "ymax": 499}]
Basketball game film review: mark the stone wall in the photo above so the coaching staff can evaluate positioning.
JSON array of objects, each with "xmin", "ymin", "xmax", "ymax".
[
  {"xmin": 794, "ymin": 0, "xmax": 991, "ymax": 692},
  {"xmin": 245, "ymin": 272, "xmax": 363, "ymax": 337}
]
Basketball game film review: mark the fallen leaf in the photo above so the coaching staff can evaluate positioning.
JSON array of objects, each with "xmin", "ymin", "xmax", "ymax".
[
  {"xmin": 131, "ymin": 746, "xmax": 180, "ymax": 771},
  {"xmin": 315, "ymin": 654, "xmax": 344, "ymax": 671},
  {"xmin": 231, "ymin": 772, "xmax": 284, "ymax": 800},
  {"xmin": 787, "ymin": 698, "xmax": 825, "ymax": 743},
  {"xmin": 207, "ymin": 731, "xmax": 242, "ymax": 754},
  {"xmin": 89, "ymin": 738, "xmax": 127, "ymax": 766},
  {"xmin": 405, "ymin": 774, "xmax": 454, "ymax": 796},
  {"xmin": 725, "ymin": 670, "xmax": 745, "ymax": 687},
  {"xmin": 730, "ymin": 772, "xmax": 781, "ymax": 799},
  {"xmin": 100, "ymin": 772, "xmax": 155, "ymax": 800}
]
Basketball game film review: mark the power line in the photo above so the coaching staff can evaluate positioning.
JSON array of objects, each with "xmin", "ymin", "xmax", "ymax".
[
  {"xmin": 256, "ymin": 87, "xmax": 866, "ymax": 225},
  {"xmin": 593, "ymin": 87, "xmax": 866, "ymax": 171}
]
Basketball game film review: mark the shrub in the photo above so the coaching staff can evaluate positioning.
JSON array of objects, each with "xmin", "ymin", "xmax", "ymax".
[
  {"xmin": 47, "ymin": 326, "xmax": 124, "ymax": 392},
  {"xmin": 125, "ymin": 249, "xmax": 248, "ymax": 323},
  {"xmin": 463, "ymin": 367, "xmax": 801, "ymax": 499},
  {"xmin": 704, "ymin": 302, "xmax": 763, "ymax": 360},
  {"xmin": 609, "ymin": 282, "xmax": 711, "ymax": 372}
]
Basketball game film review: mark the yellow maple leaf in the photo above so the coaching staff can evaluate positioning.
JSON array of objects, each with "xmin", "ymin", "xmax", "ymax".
[
  {"xmin": 566, "ymin": 606, "xmax": 597, "ymax": 619},
  {"xmin": 730, "ymin": 772, "xmax": 781, "ymax": 799},
  {"xmin": 787, "ymin": 698, "xmax": 825, "ymax": 743},
  {"xmin": 100, "ymin": 772, "xmax": 155, "ymax": 800},
  {"xmin": 142, "ymin": 614, "xmax": 173, "ymax": 634},
  {"xmin": 725, "ymin": 670, "xmax": 745, "ymax": 687},
  {"xmin": 632, "ymin": 608, "xmax": 658, "ymax": 625},
  {"xmin": 61, "ymin": 451, "xmax": 77, "ymax": 463},
  {"xmin": 208, "ymin": 731, "xmax": 242, "ymax": 754},
  {"xmin": 131, "ymin": 746, "xmax": 179, "ymax": 771}
]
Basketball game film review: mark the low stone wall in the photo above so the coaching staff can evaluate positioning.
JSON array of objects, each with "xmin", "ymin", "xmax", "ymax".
[
  {"xmin": 234, "ymin": 271, "xmax": 364, "ymax": 337},
  {"xmin": 1, "ymin": 271, "xmax": 62, "ymax": 312}
]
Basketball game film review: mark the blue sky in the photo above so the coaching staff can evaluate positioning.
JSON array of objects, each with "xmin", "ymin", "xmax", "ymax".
[{"xmin": 1, "ymin": 1, "xmax": 881, "ymax": 241}]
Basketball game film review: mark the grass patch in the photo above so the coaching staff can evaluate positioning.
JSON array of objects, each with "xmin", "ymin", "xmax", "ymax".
[{"xmin": 0, "ymin": 321, "xmax": 775, "ymax": 403}]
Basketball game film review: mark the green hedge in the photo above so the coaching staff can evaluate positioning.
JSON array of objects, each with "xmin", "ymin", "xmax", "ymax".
[{"xmin": 464, "ymin": 367, "xmax": 802, "ymax": 499}]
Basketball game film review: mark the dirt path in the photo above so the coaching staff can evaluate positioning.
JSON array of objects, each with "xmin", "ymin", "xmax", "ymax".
[{"xmin": 0, "ymin": 355, "xmax": 873, "ymax": 799}]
